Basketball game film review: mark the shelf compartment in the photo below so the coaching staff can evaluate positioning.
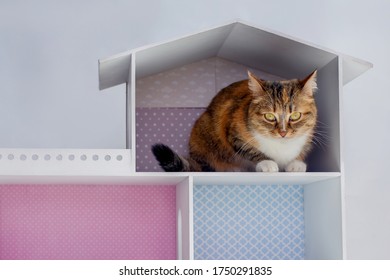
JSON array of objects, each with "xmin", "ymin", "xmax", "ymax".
[
  {"xmin": 193, "ymin": 177, "xmax": 343, "ymax": 260},
  {"xmin": 134, "ymin": 55, "xmax": 342, "ymax": 173},
  {"xmin": 0, "ymin": 184, "xmax": 177, "ymax": 260},
  {"xmin": 0, "ymin": 173, "xmax": 193, "ymax": 260},
  {"xmin": 194, "ymin": 184, "xmax": 305, "ymax": 259}
]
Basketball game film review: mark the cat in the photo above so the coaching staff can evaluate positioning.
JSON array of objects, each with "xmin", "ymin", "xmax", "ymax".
[{"xmin": 151, "ymin": 70, "xmax": 317, "ymax": 172}]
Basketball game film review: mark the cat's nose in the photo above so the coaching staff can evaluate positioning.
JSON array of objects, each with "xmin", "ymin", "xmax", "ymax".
[{"xmin": 279, "ymin": 130, "xmax": 287, "ymax": 138}]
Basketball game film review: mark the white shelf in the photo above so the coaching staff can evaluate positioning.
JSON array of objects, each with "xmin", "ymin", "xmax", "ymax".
[
  {"xmin": 0, "ymin": 174, "xmax": 187, "ymax": 185},
  {"xmin": 192, "ymin": 172, "xmax": 341, "ymax": 186},
  {"xmin": 0, "ymin": 148, "xmax": 132, "ymax": 176},
  {"xmin": 0, "ymin": 172, "xmax": 339, "ymax": 186}
]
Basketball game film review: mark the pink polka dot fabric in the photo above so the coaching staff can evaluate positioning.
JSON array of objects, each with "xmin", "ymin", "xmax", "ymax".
[
  {"xmin": 136, "ymin": 107, "xmax": 204, "ymax": 171},
  {"xmin": 0, "ymin": 184, "xmax": 176, "ymax": 260}
]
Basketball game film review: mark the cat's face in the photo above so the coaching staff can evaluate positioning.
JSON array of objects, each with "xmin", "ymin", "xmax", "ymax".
[{"xmin": 247, "ymin": 71, "xmax": 317, "ymax": 139}]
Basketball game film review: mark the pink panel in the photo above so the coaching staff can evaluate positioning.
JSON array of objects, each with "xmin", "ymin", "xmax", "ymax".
[{"xmin": 0, "ymin": 184, "xmax": 176, "ymax": 260}]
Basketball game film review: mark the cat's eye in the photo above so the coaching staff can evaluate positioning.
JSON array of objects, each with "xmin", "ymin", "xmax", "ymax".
[
  {"xmin": 264, "ymin": 113, "xmax": 276, "ymax": 122},
  {"xmin": 290, "ymin": 112, "xmax": 302, "ymax": 121}
]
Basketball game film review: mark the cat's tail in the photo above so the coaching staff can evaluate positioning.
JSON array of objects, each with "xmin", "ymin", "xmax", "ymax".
[{"xmin": 151, "ymin": 143, "xmax": 191, "ymax": 172}]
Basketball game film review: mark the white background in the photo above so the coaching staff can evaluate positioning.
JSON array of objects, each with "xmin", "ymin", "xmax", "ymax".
[{"xmin": 0, "ymin": 0, "xmax": 389, "ymax": 259}]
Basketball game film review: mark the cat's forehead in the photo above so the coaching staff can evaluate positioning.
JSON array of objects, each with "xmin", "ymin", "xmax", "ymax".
[
  {"xmin": 256, "ymin": 79, "xmax": 313, "ymax": 112},
  {"xmin": 263, "ymin": 80, "xmax": 299, "ymax": 93},
  {"xmin": 263, "ymin": 81, "xmax": 299, "ymax": 103}
]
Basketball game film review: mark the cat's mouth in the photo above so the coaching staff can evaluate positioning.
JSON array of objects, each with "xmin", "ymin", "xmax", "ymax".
[
  {"xmin": 274, "ymin": 129, "xmax": 301, "ymax": 139},
  {"xmin": 278, "ymin": 135, "xmax": 292, "ymax": 140},
  {"xmin": 274, "ymin": 132, "xmax": 298, "ymax": 140}
]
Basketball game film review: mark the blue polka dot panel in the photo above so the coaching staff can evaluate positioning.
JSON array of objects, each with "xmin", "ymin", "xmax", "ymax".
[{"xmin": 193, "ymin": 184, "xmax": 305, "ymax": 260}]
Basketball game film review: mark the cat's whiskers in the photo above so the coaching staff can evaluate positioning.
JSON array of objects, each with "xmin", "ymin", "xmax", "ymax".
[
  {"xmin": 311, "ymin": 137, "xmax": 326, "ymax": 150},
  {"xmin": 233, "ymin": 136, "xmax": 258, "ymax": 160},
  {"xmin": 311, "ymin": 130, "xmax": 330, "ymax": 150},
  {"xmin": 313, "ymin": 131, "xmax": 332, "ymax": 141},
  {"xmin": 292, "ymin": 128, "xmax": 330, "ymax": 151},
  {"xmin": 313, "ymin": 127, "xmax": 332, "ymax": 140},
  {"xmin": 315, "ymin": 120, "xmax": 331, "ymax": 128}
]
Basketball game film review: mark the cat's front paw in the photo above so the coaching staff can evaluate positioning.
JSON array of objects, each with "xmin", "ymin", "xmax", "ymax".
[
  {"xmin": 256, "ymin": 160, "xmax": 279, "ymax": 172},
  {"xmin": 285, "ymin": 160, "xmax": 307, "ymax": 172}
]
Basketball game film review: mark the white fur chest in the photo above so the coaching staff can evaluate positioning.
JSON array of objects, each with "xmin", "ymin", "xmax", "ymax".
[{"xmin": 253, "ymin": 133, "xmax": 308, "ymax": 168}]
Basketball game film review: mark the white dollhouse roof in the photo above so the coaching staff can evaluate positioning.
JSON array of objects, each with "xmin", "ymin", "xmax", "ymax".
[{"xmin": 98, "ymin": 20, "xmax": 372, "ymax": 90}]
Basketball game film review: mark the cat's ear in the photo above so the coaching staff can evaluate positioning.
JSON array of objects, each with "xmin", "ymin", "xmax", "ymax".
[
  {"xmin": 247, "ymin": 71, "xmax": 265, "ymax": 94},
  {"xmin": 299, "ymin": 70, "xmax": 317, "ymax": 96}
]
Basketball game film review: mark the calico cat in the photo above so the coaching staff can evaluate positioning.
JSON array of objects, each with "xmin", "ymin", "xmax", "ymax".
[{"xmin": 152, "ymin": 70, "xmax": 317, "ymax": 172}]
